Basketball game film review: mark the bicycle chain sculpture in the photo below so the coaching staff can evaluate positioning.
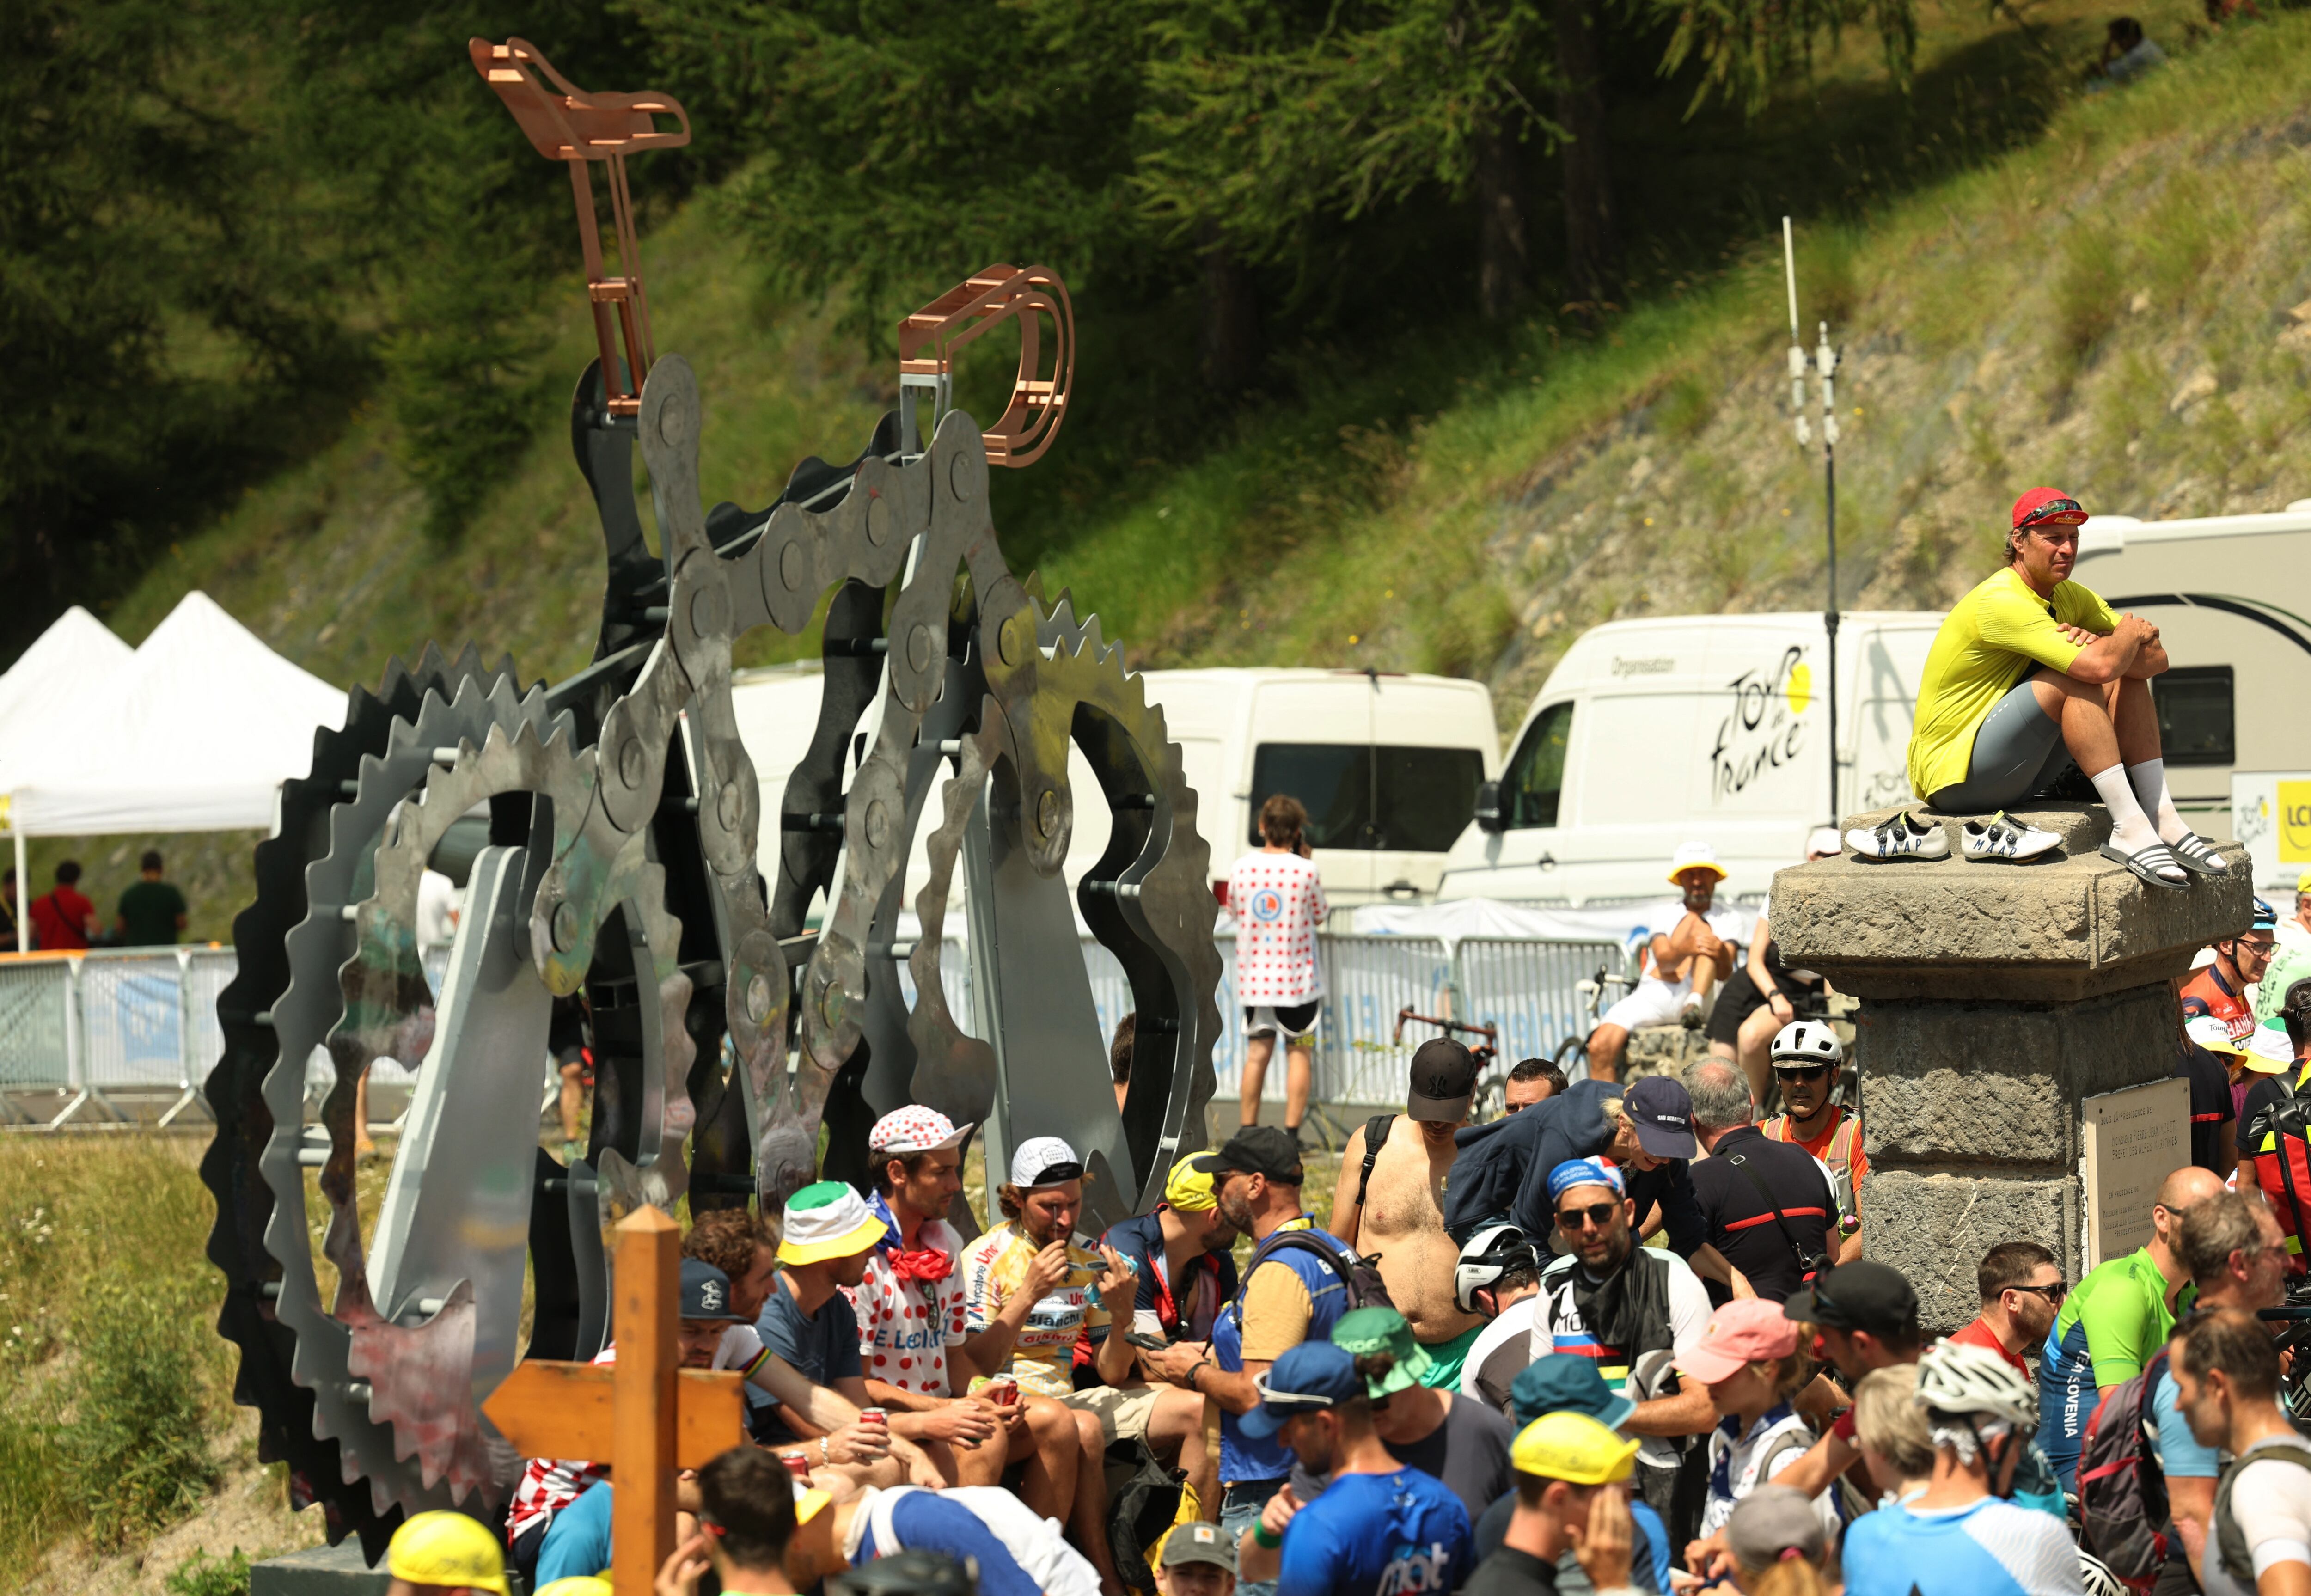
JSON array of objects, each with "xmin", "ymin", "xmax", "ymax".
[{"xmin": 200, "ymin": 38, "xmax": 1222, "ymax": 1556}]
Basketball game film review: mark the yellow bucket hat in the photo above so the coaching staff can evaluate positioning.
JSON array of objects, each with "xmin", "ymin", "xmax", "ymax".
[
  {"xmin": 386, "ymin": 1510, "xmax": 510, "ymax": 1596},
  {"xmin": 778, "ymin": 1180, "xmax": 889, "ymax": 1266}
]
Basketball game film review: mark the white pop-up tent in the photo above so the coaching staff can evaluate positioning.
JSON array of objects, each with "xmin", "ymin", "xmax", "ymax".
[{"xmin": 0, "ymin": 593, "xmax": 348, "ymax": 911}]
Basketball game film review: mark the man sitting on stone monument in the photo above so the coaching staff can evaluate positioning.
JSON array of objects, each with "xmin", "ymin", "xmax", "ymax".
[{"xmin": 1876, "ymin": 486, "xmax": 2223, "ymax": 888}]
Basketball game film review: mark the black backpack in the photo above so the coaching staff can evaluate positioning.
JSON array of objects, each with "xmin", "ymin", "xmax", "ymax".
[
  {"xmin": 1239, "ymin": 1225, "xmax": 1394, "ymax": 1316},
  {"xmin": 2078, "ymin": 1346, "xmax": 2175, "ymax": 1589}
]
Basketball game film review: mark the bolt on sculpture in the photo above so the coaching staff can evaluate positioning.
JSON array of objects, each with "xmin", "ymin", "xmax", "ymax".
[{"xmin": 200, "ymin": 38, "xmax": 1222, "ymax": 1557}]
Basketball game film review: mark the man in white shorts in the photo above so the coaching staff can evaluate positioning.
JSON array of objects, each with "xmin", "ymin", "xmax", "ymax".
[
  {"xmin": 2173, "ymin": 1307, "xmax": 2311, "ymax": 1596},
  {"xmin": 1231, "ymin": 793, "xmax": 1327, "ymax": 1141},
  {"xmin": 1585, "ymin": 842, "xmax": 1741, "ymax": 1082}
]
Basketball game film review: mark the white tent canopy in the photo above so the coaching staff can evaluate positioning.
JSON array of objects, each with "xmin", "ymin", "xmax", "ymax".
[
  {"xmin": 4, "ymin": 592, "xmax": 347, "ymax": 836},
  {"xmin": 0, "ymin": 605, "xmax": 135, "ymax": 805}
]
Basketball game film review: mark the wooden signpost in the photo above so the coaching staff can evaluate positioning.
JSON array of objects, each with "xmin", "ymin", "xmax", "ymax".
[{"xmin": 485, "ymin": 1206, "xmax": 746, "ymax": 1594}]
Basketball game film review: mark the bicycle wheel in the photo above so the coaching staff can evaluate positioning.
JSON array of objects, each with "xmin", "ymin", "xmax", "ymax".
[
  {"xmin": 1553, "ymin": 1036, "xmax": 1591, "ymax": 1083},
  {"xmin": 1471, "ymin": 1072, "xmax": 1508, "ymax": 1124}
]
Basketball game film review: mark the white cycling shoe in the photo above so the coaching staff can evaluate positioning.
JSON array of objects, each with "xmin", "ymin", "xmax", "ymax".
[
  {"xmin": 1961, "ymin": 811, "xmax": 2064, "ymax": 863},
  {"xmin": 1846, "ymin": 810, "xmax": 1951, "ymax": 862}
]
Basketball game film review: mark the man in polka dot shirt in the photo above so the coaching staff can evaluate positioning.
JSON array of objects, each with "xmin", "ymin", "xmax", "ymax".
[{"xmin": 840, "ymin": 1107, "xmax": 1014, "ymax": 1486}]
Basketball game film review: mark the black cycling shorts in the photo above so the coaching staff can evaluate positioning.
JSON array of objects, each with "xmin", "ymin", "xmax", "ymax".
[{"xmin": 1706, "ymin": 968, "xmax": 1769, "ymax": 1046}]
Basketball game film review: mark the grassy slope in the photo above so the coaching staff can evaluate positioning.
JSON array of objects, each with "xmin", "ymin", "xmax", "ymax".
[{"xmin": 105, "ymin": 7, "xmax": 2310, "ymax": 756}]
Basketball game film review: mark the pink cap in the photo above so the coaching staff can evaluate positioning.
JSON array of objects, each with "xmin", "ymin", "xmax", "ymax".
[{"xmin": 1674, "ymin": 1298, "xmax": 1801, "ymax": 1385}]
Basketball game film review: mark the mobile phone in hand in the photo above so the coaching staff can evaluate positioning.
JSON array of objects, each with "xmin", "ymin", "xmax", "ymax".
[{"xmin": 1123, "ymin": 1332, "xmax": 1173, "ymax": 1352}]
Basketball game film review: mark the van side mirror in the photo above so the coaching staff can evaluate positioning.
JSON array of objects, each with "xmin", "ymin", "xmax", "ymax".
[{"xmin": 1474, "ymin": 780, "xmax": 1505, "ymax": 833}]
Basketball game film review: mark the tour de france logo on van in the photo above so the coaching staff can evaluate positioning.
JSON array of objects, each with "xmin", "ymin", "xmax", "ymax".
[
  {"xmin": 1708, "ymin": 645, "xmax": 1810, "ymax": 804},
  {"xmin": 1247, "ymin": 887, "xmax": 1286, "ymax": 922}
]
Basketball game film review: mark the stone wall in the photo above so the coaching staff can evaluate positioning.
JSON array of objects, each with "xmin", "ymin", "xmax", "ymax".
[{"xmin": 1769, "ymin": 803, "xmax": 2251, "ymax": 1335}]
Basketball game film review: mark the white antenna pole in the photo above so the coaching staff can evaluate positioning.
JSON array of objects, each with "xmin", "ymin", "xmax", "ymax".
[{"xmin": 1783, "ymin": 217, "xmax": 1810, "ymax": 448}]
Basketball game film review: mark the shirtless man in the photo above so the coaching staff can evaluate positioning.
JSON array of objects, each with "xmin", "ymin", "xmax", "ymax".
[
  {"xmin": 1327, "ymin": 1037, "xmax": 1486, "ymax": 1388},
  {"xmin": 1585, "ymin": 842, "xmax": 1739, "ymax": 1082}
]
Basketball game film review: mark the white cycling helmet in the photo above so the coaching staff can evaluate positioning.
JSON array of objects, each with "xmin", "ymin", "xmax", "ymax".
[
  {"xmin": 1914, "ymin": 1339, "xmax": 2040, "ymax": 1430},
  {"xmin": 1769, "ymin": 1019, "xmax": 1843, "ymax": 1066},
  {"xmin": 2077, "ymin": 1551, "xmax": 2126, "ymax": 1596},
  {"xmin": 1455, "ymin": 1223, "xmax": 1541, "ymax": 1314}
]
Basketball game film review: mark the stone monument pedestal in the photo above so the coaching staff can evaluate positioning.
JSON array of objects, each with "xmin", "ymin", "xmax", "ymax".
[{"xmin": 1770, "ymin": 802, "xmax": 2250, "ymax": 1333}]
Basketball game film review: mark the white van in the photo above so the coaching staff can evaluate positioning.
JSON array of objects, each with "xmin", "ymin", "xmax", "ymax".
[
  {"xmin": 1440, "ymin": 509, "xmax": 2311, "ymax": 905},
  {"xmin": 730, "ymin": 664, "xmax": 1501, "ymax": 911},
  {"xmin": 2072, "ymin": 509, "xmax": 2311, "ymax": 842},
  {"xmin": 1437, "ymin": 612, "xmax": 1943, "ymax": 905}
]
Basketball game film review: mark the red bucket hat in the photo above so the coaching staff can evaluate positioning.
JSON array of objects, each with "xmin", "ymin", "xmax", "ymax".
[{"xmin": 2011, "ymin": 487, "xmax": 2089, "ymax": 530}]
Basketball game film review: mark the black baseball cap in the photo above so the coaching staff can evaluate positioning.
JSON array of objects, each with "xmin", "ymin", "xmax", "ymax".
[
  {"xmin": 679, "ymin": 1258, "xmax": 745, "ymax": 1322},
  {"xmin": 1192, "ymin": 1125, "xmax": 1304, "ymax": 1184},
  {"xmin": 1783, "ymin": 1261, "xmax": 1917, "ymax": 1336},
  {"xmin": 1408, "ymin": 1037, "xmax": 1480, "ymax": 1122},
  {"xmin": 1623, "ymin": 1076, "xmax": 1697, "ymax": 1159}
]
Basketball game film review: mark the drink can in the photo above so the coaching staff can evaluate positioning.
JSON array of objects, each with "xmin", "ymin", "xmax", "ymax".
[
  {"xmin": 781, "ymin": 1453, "xmax": 811, "ymax": 1482},
  {"xmin": 989, "ymin": 1376, "xmax": 1019, "ymax": 1406},
  {"xmin": 860, "ymin": 1407, "xmax": 888, "ymax": 1429}
]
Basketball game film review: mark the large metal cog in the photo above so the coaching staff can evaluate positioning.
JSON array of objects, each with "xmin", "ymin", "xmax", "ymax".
[
  {"xmin": 899, "ymin": 594, "xmax": 1223, "ymax": 1213},
  {"xmin": 255, "ymin": 673, "xmax": 573, "ymax": 1520},
  {"xmin": 204, "ymin": 644, "xmax": 518, "ymax": 1558}
]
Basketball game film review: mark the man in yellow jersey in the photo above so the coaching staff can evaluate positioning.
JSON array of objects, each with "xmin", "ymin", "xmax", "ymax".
[{"xmin": 1867, "ymin": 487, "xmax": 2224, "ymax": 888}]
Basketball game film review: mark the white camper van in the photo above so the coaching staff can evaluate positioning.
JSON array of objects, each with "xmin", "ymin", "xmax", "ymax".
[
  {"xmin": 1437, "ymin": 611, "xmax": 1944, "ymax": 905},
  {"xmin": 2071, "ymin": 509, "xmax": 2311, "ymax": 850},
  {"xmin": 1440, "ymin": 508, "xmax": 2311, "ymax": 905},
  {"xmin": 730, "ymin": 664, "xmax": 1500, "ymax": 911}
]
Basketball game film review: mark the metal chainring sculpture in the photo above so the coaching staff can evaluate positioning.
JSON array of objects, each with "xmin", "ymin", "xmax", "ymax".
[{"xmin": 200, "ymin": 37, "xmax": 1222, "ymax": 1557}]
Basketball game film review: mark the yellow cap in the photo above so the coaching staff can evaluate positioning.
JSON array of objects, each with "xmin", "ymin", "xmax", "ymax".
[
  {"xmin": 1511, "ymin": 1411, "xmax": 1640, "ymax": 1486},
  {"xmin": 386, "ymin": 1510, "xmax": 510, "ymax": 1595},
  {"xmin": 2297, "ymin": 868, "xmax": 2311, "ymax": 896},
  {"xmin": 1164, "ymin": 1155, "xmax": 1220, "ymax": 1212},
  {"xmin": 535, "ymin": 1580, "xmax": 613, "ymax": 1596}
]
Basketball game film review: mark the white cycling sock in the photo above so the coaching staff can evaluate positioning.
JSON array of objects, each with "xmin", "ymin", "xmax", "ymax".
[
  {"xmin": 2127, "ymin": 758, "xmax": 2190, "ymax": 844},
  {"xmin": 2091, "ymin": 764, "xmax": 2179, "ymax": 875}
]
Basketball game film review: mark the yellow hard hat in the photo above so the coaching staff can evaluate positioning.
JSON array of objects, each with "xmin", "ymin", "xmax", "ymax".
[
  {"xmin": 1511, "ymin": 1410, "xmax": 1639, "ymax": 1486},
  {"xmin": 385, "ymin": 1510, "xmax": 510, "ymax": 1595}
]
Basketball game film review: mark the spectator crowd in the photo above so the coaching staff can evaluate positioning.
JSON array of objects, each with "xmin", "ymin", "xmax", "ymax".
[{"xmin": 375, "ymin": 484, "xmax": 2311, "ymax": 1596}]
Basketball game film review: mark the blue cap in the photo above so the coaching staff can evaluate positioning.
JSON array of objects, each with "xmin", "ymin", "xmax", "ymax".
[
  {"xmin": 1511, "ymin": 1354, "xmax": 1638, "ymax": 1431},
  {"xmin": 2254, "ymin": 898, "xmax": 2280, "ymax": 930},
  {"xmin": 1547, "ymin": 1156, "xmax": 1626, "ymax": 1202},
  {"xmin": 679, "ymin": 1258, "xmax": 744, "ymax": 1322},
  {"xmin": 1238, "ymin": 1341, "xmax": 1361, "ymax": 1440}
]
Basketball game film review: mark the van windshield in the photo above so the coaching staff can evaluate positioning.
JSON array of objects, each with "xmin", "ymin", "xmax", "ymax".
[
  {"xmin": 1498, "ymin": 702, "xmax": 1573, "ymax": 828},
  {"xmin": 1249, "ymin": 744, "xmax": 1485, "ymax": 852}
]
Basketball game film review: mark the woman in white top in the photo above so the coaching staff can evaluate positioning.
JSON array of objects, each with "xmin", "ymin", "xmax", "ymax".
[{"xmin": 1229, "ymin": 793, "xmax": 1327, "ymax": 1143}]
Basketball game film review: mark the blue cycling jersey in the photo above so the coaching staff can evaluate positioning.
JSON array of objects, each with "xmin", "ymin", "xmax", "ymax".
[{"xmin": 1844, "ymin": 1497, "xmax": 2086, "ymax": 1596}]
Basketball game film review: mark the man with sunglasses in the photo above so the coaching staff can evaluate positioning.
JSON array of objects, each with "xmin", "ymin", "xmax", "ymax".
[
  {"xmin": 1528, "ymin": 1157, "xmax": 1715, "ymax": 1550},
  {"xmin": 2184, "ymin": 901, "xmax": 2278, "ymax": 1049},
  {"xmin": 2040, "ymin": 1163, "xmax": 2227, "ymax": 1492},
  {"xmin": 1757, "ymin": 1022, "xmax": 1865, "ymax": 1266},
  {"xmin": 1950, "ymin": 1242, "xmax": 2066, "ymax": 1376},
  {"xmin": 1886, "ymin": 486, "xmax": 2221, "ymax": 889}
]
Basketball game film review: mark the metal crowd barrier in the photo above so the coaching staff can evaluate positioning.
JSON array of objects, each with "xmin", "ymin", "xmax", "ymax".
[{"xmin": 3, "ymin": 932, "xmax": 1625, "ymax": 1130}]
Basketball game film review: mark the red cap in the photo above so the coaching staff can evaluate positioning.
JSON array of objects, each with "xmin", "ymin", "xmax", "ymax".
[{"xmin": 2011, "ymin": 488, "xmax": 2088, "ymax": 531}]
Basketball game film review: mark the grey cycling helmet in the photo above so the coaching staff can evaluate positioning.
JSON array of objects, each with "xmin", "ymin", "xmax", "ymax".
[
  {"xmin": 1769, "ymin": 1019, "xmax": 1843, "ymax": 1066},
  {"xmin": 1455, "ymin": 1222, "xmax": 1541, "ymax": 1314},
  {"xmin": 1914, "ymin": 1339, "xmax": 2039, "ymax": 1430}
]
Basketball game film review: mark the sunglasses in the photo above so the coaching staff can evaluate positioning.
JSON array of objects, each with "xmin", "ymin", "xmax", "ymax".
[
  {"xmin": 1772, "ymin": 1064, "xmax": 1829, "ymax": 1082},
  {"xmin": 1557, "ymin": 1201, "xmax": 1619, "ymax": 1231},
  {"xmin": 2006, "ymin": 1282, "xmax": 2068, "ymax": 1306}
]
